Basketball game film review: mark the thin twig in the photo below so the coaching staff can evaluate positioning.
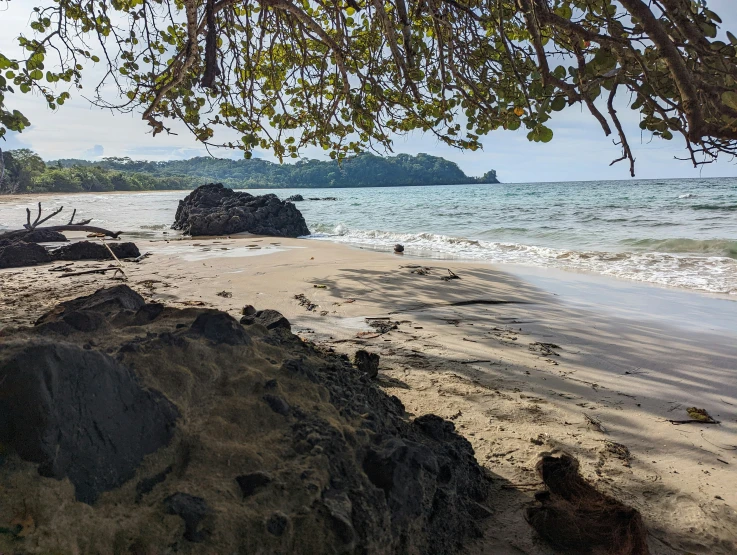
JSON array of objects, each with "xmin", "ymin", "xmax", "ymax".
[
  {"xmin": 584, "ymin": 413, "xmax": 607, "ymax": 433},
  {"xmin": 667, "ymin": 419, "xmax": 720, "ymax": 425},
  {"xmin": 58, "ymin": 267, "xmax": 116, "ymax": 278},
  {"xmin": 100, "ymin": 238, "xmax": 127, "ymax": 279}
]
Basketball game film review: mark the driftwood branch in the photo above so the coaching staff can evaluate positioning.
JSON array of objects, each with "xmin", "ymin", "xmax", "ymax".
[
  {"xmin": 67, "ymin": 208, "xmax": 92, "ymax": 226},
  {"xmin": 58, "ymin": 267, "xmax": 118, "ymax": 278},
  {"xmin": 1, "ymin": 226, "xmax": 123, "ymax": 241},
  {"xmin": 100, "ymin": 238, "xmax": 127, "ymax": 279},
  {"xmin": 24, "ymin": 202, "xmax": 65, "ymax": 230},
  {"xmin": 1, "ymin": 203, "xmax": 122, "ymax": 241}
]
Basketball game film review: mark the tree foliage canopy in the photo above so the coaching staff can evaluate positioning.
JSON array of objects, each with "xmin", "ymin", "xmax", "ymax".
[{"xmin": 1, "ymin": 0, "xmax": 736, "ymax": 174}]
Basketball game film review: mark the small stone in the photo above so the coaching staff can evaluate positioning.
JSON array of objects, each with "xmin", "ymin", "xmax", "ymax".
[
  {"xmin": 236, "ymin": 472, "xmax": 272, "ymax": 497},
  {"xmin": 354, "ymin": 350, "xmax": 380, "ymax": 379},
  {"xmin": 242, "ymin": 304, "xmax": 257, "ymax": 316},
  {"xmin": 240, "ymin": 309, "xmax": 291, "ymax": 331},
  {"xmin": 266, "ymin": 512, "xmax": 289, "ymax": 537},
  {"xmin": 263, "ymin": 394, "xmax": 291, "ymax": 416},
  {"xmin": 255, "ymin": 309, "xmax": 291, "ymax": 331},
  {"xmin": 191, "ymin": 312, "xmax": 250, "ymax": 345},
  {"xmin": 394, "ymin": 244, "xmax": 404, "ymax": 253}
]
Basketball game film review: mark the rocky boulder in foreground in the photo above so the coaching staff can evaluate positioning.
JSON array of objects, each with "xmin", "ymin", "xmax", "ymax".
[
  {"xmin": 0, "ymin": 285, "xmax": 490, "ymax": 554},
  {"xmin": 172, "ymin": 183, "xmax": 310, "ymax": 237}
]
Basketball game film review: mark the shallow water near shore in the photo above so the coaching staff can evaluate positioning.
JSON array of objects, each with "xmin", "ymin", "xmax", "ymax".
[{"xmin": 0, "ymin": 176, "xmax": 735, "ymax": 295}]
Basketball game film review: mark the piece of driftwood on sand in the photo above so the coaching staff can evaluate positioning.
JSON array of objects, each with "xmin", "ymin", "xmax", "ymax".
[{"xmin": 0, "ymin": 203, "xmax": 123, "ymax": 241}]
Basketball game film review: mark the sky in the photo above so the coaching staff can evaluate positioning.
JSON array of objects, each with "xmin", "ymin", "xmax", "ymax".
[{"xmin": 1, "ymin": 0, "xmax": 736, "ymax": 183}]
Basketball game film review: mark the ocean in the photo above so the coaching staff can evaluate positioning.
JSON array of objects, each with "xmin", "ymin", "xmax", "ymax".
[{"xmin": 1, "ymin": 177, "xmax": 735, "ymax": 296}]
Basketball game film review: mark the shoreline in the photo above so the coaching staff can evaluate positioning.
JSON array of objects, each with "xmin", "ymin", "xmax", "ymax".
[
  {"xmin": 329, "ymin": 240, "xmax": 737, "ymax": 304},
  {"xmin": 3, "ymin": 186, "xmax": 736, "ymax": 300},
  {"xmin": 1, "ymin": 236, "xmax": 735, "ymax": 553}
]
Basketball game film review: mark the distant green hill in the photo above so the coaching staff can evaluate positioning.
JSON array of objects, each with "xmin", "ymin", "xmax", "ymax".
[{"xmin": 1, "ymin": 150, "xmax": 498, "ymax": 194}]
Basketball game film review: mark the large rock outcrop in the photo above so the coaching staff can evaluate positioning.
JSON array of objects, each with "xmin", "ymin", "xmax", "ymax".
[
  {"xmin": 172, "ymin": 183, "xmax": 310, "ymax": 237},
  {"xmin": 0, "ymin": 286, "xmax": 490, "ymax": 554}
]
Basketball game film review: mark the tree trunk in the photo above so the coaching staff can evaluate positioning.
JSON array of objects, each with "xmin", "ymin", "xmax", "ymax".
[{"xmin": 0, "ymin": 148, "xmax": 6, "ymax": 193}]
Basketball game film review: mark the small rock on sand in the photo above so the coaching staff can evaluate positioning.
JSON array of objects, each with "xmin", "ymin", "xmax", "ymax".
[{"xmin": 354, "ymin": 350, "xmax": 380, "ymax": 379}]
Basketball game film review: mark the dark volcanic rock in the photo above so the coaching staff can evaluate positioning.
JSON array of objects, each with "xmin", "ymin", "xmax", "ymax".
[
  {"xmin": 0, "ymin": 341, "xmax": 178, "ymax": 504},
  {"xmin": 354, "ymin": 349, "xmax": 380, "ymax": 379},
  {"xmin": 0, "ymin": 239, "xmax": 52, "ymax": 268},
  {"xmin": 172, "ymin": 183, "xmax": 310, "ymax": 237},
  {"xmin": 190, "ymin": 311, "xmax": 251, "ymax": 345},
  {"xmin": 236, "ymin": 472, "xmax": 273, "ymax": 497},
  {"xmin": 36, "ymin": 284, "xmax": 145, "ymax": 327},
  {"xmin": 21, "ymin": 229, "xmax": 68, "ymax": 243},
  {"xmin": 263, "ymin": 393, "xmax": 291, "ymax": 416},
  {"xmin": 266, "ymin": 512, "xmax": 289, "ymax": 537},
  {"xmin": 285, "ymin": 194, "xmax": 304, "ymax": 202},
  {"xmin": 51, "ymin": 241, "xmax": 140, "ymax": 261},
  {"xmin": 0, "ymin": 285, "xmax": 490, "ymax": 554},
  {"xmin": 240, "ymin": 308, "xmax": 291, "ymax": 331}
]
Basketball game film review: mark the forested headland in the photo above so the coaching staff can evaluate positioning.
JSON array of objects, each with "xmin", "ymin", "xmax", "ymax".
[{"xmin": 0, "ymin": 150, "xmax": 498, "ymax": 194}]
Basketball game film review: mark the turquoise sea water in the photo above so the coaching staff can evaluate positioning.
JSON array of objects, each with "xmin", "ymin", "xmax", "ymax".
[{"xmin": 1, "ymin": 177, "xmax": 735, "ymax": 295}]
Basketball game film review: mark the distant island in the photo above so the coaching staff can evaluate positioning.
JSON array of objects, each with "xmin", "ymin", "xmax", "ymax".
[{"xmin": 0, "ymin": 150, "xmax": 498, "ymax": 194}]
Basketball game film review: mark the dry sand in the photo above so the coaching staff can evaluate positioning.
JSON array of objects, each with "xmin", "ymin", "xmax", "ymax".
[{"xmin": 1, "ymin": 235, "xmax": 736, "ymax": 554}]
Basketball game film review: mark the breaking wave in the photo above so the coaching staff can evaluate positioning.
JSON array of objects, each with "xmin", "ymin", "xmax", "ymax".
[{"xmin": 309, "ymin": 225, "xmax": 737, "ymax": 295}]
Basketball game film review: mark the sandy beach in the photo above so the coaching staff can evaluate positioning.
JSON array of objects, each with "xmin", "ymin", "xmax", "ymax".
[{"xmin": 1, "ymin": 235, "xmax": 736, "ymax": 554}]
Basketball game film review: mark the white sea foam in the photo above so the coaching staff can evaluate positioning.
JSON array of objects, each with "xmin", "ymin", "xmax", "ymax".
[
  {"xmin": 309, "ymin": 226, "xmax": 737, "ymax": 295},
  {"xmin": 678, "ymin": 193, "xmax": 696, "ymax": 199}
]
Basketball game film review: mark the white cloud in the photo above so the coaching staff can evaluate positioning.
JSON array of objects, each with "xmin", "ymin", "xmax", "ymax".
[{"xmin": 82, "ymin": 144, "xmax": 104, "ymax": 158}]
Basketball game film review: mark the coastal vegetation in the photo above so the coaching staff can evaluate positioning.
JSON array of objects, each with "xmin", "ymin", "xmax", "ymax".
[{"xmin": 0, "ymin": 150, "xmax": 497, "ymax": 193}]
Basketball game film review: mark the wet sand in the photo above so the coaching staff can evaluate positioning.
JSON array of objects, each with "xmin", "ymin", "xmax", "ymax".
[{"xmin": 1, "ymin": 236, "xmax": 736, "ymax": 554}]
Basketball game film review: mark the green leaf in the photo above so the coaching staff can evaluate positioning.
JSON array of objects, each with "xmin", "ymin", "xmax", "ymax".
[
  {"xmin": 554, "ymin": 5, "xmax": 572, "ymax": 19},
  {"xmin": 539, "ymin": 126, "xmax": 553, "ymax": 143},
  {"xmin": 722, "ymin": 91, "xmax": 737, "ymax": 110},
  {"xmin": 551, "ymin": 95, "xmax": 566, "ymax": 112}
]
